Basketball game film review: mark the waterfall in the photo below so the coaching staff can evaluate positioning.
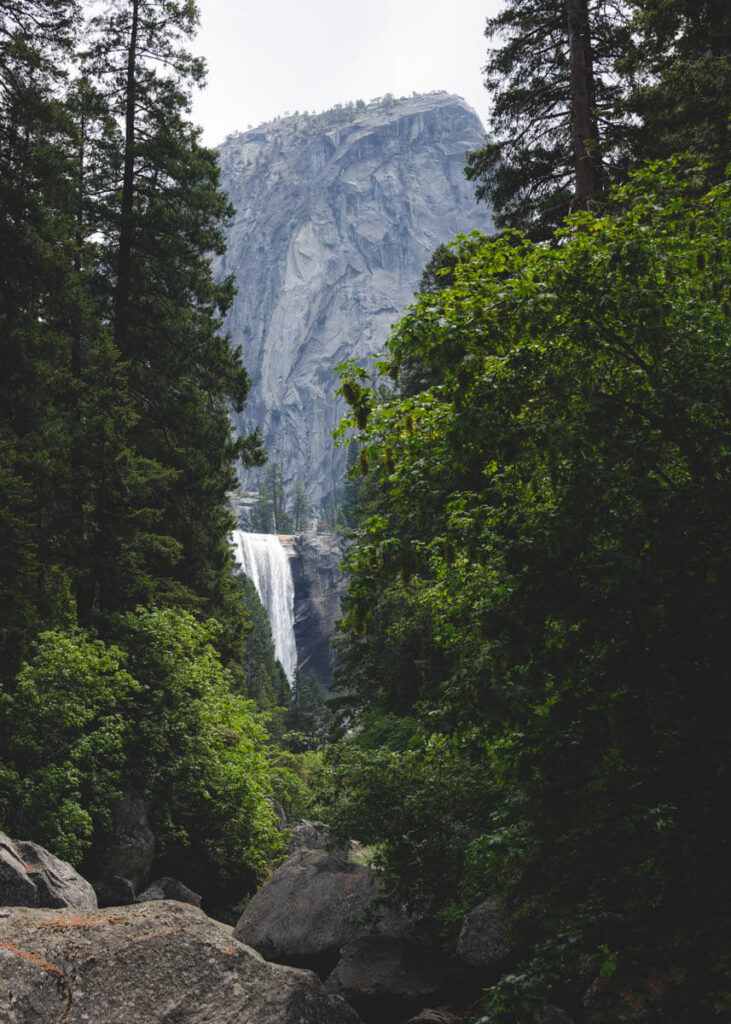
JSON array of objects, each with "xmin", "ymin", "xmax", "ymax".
[{"xmin": 231, "ymin": 531, "xmax": 297, "ymax": 683}]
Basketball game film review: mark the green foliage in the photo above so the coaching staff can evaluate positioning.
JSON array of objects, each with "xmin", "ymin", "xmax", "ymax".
[
  {"xmin": 0, "ymin": 608, "xmax": 284, "ymax": 881},
  {"xmin": 0, "ymin": 630, "xmax": 136, "ymax": 863},
  {"xmin": 285, "ymin": 670, "xmax": 332, "ymax": 751},
  {"xmin": 269, "ymin": 748, "xmax": 323, "ymax": 822},
  {"xmin": 331, "ymin": 163, "xmax": 731, "ymax": 1018},
  {"xmin": 318, "ymin": 731, "xmax": 495, "ymax": 917},
  {"xmin": 623, "ymin": 0, "xmax": 730, "ymax": 183},
  {"xmin": 118, "ymin": 607, "xmax": 283, "ymax": 881},
  {"xmin": 235, "ymin": 573, "xmax": 290, "ymax": 710}
]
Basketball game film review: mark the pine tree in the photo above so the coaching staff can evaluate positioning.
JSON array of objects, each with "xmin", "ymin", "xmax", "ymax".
[
  {"xmin": 261, "ymin": 461, "xmax": 292, "ymax": 533},
  {"xmin": 291, "ymin": 480, "xmax": 311, "ymax": 533},
  {"xmin": 624, "ymin": 0, "xmax": 730, "ymax": 182},
  {"xmin": 465, "ymin": 0, "xmax": 633, "ymax": 237},
  {"xmin": 81, "ymin": 0, "xmax": 264, "ymax": 649},
  {"xmin": 0, "ymin": 0, "xmax": 80, "ymax": 675},
  {"xmin": 250, "ymin": 487, "xmax": 275, "ymax": 533}
]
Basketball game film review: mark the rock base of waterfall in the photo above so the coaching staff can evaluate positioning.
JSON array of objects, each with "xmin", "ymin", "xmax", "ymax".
[{"xmin": 284, "ymin": 532, "xmax": 348, "ymax": 691}]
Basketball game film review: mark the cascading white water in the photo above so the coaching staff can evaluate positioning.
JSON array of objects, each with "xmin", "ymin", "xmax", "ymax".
[{"xmin": 231, "ymin": 531, "xmax": 297, "ymax": 683}]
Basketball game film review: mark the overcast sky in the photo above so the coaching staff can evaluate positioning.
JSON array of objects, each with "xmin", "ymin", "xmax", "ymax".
[{"xmin": 191, "ymin": 0, "xmax": 501, "ymax": 147}]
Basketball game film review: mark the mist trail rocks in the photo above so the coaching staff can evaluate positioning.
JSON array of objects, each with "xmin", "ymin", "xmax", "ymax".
[
  {"xmin": 215, "ymin": 93, "xmax": 493, "ymax": 505},
  {"xmin": 233, "ymin": 847, "xmax": 405, "ymax": 976},
  {"xmin": 0, "ymin": 902, "xmax": 362, "ymax": 1024},
  {"xmin": 0, "ymin": 832, "xmax": 97, "ymax": 910}
]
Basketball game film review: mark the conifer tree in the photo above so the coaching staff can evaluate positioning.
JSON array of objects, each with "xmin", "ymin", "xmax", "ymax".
[
  {"xmin": 81, "ymin": 0, "xmax": 264, "ymax": 648},
  {"xmin": 624, "ymin": 0, "xmax": 730, "ymax": 181},
  {"xmin": 291, "ymin": 480, "xmax": 311, "ymax": 533},
  {"xmin": 0, "ymin": 0, "xmax": 80, "ymax": 674},
  {"xmin": 465, "ymin": 0, "xmax": 632, "ymax": 236}
]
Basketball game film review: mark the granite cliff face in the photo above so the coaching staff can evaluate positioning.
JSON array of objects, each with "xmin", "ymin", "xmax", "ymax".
[
  {"xmin": 280, "ymin": 533, "xmax": 348, "ymax": 692},
  {"xmin": 215, "ymin": 92, "xmax": 492, "ymax": 504}
]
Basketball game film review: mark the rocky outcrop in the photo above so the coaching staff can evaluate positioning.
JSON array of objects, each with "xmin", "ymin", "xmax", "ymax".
[
  {"xmin": 234, "ymin": 848, "xmax": 404, "ymax": 975},
  {"xmin": 0, "ymin": 833, "xmax": 97, "ymax": 910},
  {"xmin": 287, "ymin": 819, "xmax": 335, "ymax": 854},
  {"xmin": 215, "ymin": 93, "xmax": 493, "ymax": 505},
  {"xmin": 0, "ymin": 901, "xmax": 361, "ymax": 1023},
  {"xmin": 281, "ymin": 532, "xmax": 348, "ymax": 690}
]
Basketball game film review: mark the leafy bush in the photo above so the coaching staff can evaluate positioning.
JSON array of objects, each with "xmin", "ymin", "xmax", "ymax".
[{"xmin": 0, "ymin": 606, "xmax": 284, "ymax": 880}]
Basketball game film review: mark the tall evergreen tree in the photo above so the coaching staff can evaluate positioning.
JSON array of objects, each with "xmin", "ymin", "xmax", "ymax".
[
  {"xmin": 250, "ymin": 486, "xmax": 275, "ymax": 534},
  {"xmin": 465, "ymin": 0, "xmax": 633, "ymax": 237},
  {"xmin": 291, "ymin": 480, "xmax": 311, "ymax": 533},
  {"xmin": 81, "ymin": 0, "xmax": 264, "ymax": 649},
  {"xmin": 260, "ymin": 461, "xmax": 291, "ymax": 534},
  {"xmin": 0, "ymin": 0, "xmax": 80, "ymax": 674},
  {"xmin": 624, "ymin": 0, "xmax": 730, "ymax": 182}
]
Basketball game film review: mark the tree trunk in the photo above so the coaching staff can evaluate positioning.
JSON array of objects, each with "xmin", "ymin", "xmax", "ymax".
[{"xmin": 566, "ymin": 0, "xmax": 599, "ymax": 209}]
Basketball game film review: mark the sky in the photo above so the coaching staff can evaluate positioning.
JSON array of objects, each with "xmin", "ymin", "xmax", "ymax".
[{"xmin": 191, "ymin": 0, "xmax": 501, "ymax": 147}]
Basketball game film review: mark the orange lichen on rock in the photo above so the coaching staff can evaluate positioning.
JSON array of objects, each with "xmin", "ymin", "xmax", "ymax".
[
  {"xmin": 0, "ymin": 940, "xmax": 63, "ymax": 978},
  {"xmin": 39, "ymin": 913, "xmax": 124, "ymax": 931},
  {"xmin": 136, "ymin": 925, "xmax": 185, "ymax": 943}
]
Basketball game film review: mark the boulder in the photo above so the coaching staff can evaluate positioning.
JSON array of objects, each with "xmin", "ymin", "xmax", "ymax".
[
  {"xmin": 0, "ymin": 833, "xmax": 97, "ymax": 910},
  {"xmin": 0, "ymin": 836, "xmax": 36, "ymax": 907},
  {"xmin": 325, "ymin": 936, "xmax": 456, "ymax": 1024},
  {"xmin": 0, "ymin": 901, "xmax": 362, "ymax": 1023},
  {"xmin": 138, "ymin": 876, "xmax": 202, "ymax": 908},
  {"xmin": 95, "ymin": 790, "xmax": 154, "ymax": 893},
  {"xmin": 234, "ymin": 848, "xmax": 405, "ymax": 974},
  {"xmin": 92, "ymin": 876, "xmax": 136, "ymax": 908},
  {"xmin": 456, "ymin": 897, "xmax": 507, "ymax": 968}
]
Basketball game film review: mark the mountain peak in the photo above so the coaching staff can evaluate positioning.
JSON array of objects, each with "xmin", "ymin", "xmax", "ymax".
[{"xmin": 215, "ymin": 92, "xmax": 492, "ymax": 506}]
